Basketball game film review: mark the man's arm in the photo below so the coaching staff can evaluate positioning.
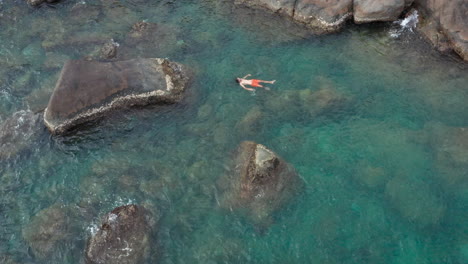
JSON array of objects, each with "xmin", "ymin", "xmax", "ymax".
[
  {"xmin": 242, "ymin": 74, "xmax": 251, "ymax": 79},
  {"xmin": 240, "ymin": 83, "xmax": 254, "ymax": 91}
]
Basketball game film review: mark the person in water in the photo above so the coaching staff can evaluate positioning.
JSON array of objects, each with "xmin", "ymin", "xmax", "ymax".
[{"xmin": 236, "ymin": 74, "xmax": 276, "ymax": 91}]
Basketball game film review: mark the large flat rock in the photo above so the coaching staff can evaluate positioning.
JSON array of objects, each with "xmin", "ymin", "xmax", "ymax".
[{"xmin": 43, "ymin": 58, "xmax": 189, "ymax": 134}]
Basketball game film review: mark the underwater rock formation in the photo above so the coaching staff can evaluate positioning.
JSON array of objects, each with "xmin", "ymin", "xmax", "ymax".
[
  {"xmin": 425, "ymin": 122, "xmax": 468, "ymax": 193},
  {"xmin": 85, "ymin": 204, "xmax": 152, "ymax": 264},
  {"xmin": 43, "ymin": 58, "xmax": 189, "ymax": 134},
  {"xmin": 118, "ymin": 21, "xmax": 181, "ymax": 59},
  {"xmin": 0, "ymin": 110, "xmax": 42, "ymax": 160},
  {"xmin": 263, "ymin": 79, "xmax": 350, "ymax": 122},
  {"xmin": 22, "ymin": 204, "xmax": 79, "ymax": 260},
  {"xmin": 219, "ymin": 141, "xmax": 303, "ymax": 227},
  {"xmin": 385, "ymin": 174, "xmax": 446, "ymax": 228}
]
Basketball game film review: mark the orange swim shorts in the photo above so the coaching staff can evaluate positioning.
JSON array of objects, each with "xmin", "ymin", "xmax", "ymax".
[{"xmin": 251, "ymin": 79, "xmax": 261, "ymax": 87}]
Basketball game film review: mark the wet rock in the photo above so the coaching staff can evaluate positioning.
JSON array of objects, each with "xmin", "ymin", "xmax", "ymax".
[
  {"xmin": 22, "ymin": 204, "xmax": 79, "ymax": 260},
  {"xmin": 99, "ymin": 39, "xmax": 119, "ymax": 60},
  {"xmin": 85, "ymin": 204, "xmax": 152, "ymax": 264},
  {"xmin": 354, "ymin": 0, "xmax": 407, "ymax": 23},
  {"xmin": 43, "ymin": 58, "xmax": 190, "ymax": 134},
  {"xmin": 385, "ymin": 174, "xmax": 446, "ymax": 227},
  {"xmin": 415, "ymin": 0, "xmax": 468, "ymax": 61},
  {"xmin": 0, "ymin": 110, "xmax": 42, "ymax": 160},
  {"xmin": 219, "ymin": 141, "xmax": 303, "ymax": 227},
  {"xmin": 236, "ymin": 0, "xmax": 353, "ymax": 33}
]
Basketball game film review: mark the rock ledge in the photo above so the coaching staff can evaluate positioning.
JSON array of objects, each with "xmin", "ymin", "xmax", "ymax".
[{"xmin": 43, "ymin": 58, "xmax": 189, "ymax": 134}]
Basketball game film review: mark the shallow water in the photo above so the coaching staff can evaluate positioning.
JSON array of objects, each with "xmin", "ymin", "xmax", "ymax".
[{"xmin": 1, "ymin": 0, "xmax": 468, "ymax": 263}]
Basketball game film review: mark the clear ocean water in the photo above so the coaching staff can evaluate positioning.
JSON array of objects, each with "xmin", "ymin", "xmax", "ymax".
[{"xmin": 1, "ymin": 0, "xmax": 467, "ymax": 263}]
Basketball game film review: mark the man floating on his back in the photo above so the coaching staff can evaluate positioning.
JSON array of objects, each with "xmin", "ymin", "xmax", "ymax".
[{"xmin": 236, "ymin": 74, "xmax": 275, "ymax": 91}]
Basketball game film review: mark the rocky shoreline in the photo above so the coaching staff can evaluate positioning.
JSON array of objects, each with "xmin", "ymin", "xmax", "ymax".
[{"xmin": 234, "ymin": 0, "xmax": 467, "ymax": 61}]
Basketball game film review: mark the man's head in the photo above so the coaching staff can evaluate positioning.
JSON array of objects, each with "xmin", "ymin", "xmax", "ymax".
[{"xmin": 235, "ymin": 78, "xmax": 240, "ymax": 83}]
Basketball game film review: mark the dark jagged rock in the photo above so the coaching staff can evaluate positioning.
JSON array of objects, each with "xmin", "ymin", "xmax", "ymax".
[
  {"xmin": 0, "ymin": 110, "xmax": 42, "ymax": 160},
  {"xmin": 43, "ymin": 58, "xmax": 189, "ymax": 134},
  {"xmin": 219, "ymin": 141, "xmax": 303, "ymax": 227},
  {"xmin": 99, "ymin": 39, "xmax": 119, "ymax": 59},
  {"xmin": 85, "ymin": 204, "xmax": 152, "ymax": 264}
]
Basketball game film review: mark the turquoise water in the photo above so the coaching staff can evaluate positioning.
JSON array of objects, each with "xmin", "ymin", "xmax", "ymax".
[{"xmin": 1, "ymin": 0, "xmax": 468, "ymax": 263}]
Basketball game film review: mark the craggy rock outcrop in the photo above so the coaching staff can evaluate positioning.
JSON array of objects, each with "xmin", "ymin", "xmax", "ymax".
[
  {"xmin": 354, "ymin": 0, "xmax": 412, "ymax": 23},
  {"xmin": 415, "ymin": 0, "xmax": 468, "ymax": 61},
  {"xmin": 235, "ymin": 0, "xmax": 353, "ymax": 33},
  {"xmin": 235, "ymin": 0, "xmax": 467, "ymax": 61},
  {"xmin": 0, "ymin": 110, "xmax": 42, "ymax": 160},
  {"xmin": 43, "ymin": 58, "xmax": 189, "ymax": 134},
  {"xmin": 85, "ymin": 204, "xmax": 152, "ymax": 264},
  {"xmin": 219, "ymin": 141, "xmax": 303, "ymax": 227},
  {"xmin": 22, "ymin": 204, "xmax": 79, "ymax": 260}
]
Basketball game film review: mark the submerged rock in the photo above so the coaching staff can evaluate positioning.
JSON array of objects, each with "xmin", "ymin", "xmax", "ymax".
[
  {"xmin": 85, "ymin": 204, "xmax": 152, "ymax": 264},
  {"xmin": 385, "ymin": 174, "xmax": 446, "ymax": 228},
  {"xmin": 0, "ymin": 110, "xmax": 42, "ymax": 160},
  {"xmin": 99, "ymin": 39, "xmax": 119, "ymax": 60},
  {"xmin": 219, "ymin": 141, "xmax": 303, "ymax": 227},
  {"xmin": 425, "ymin": 122, "xmax": 468, "ymax": 192},
  {"xmin": 22, "ymin": 204, "xmax": 79, "ymax": 260},
  {"xmin": 43, "ymin": 58, "xmax": 190, "ymax": 134},
  {"xmin": 235, "ymin": 106, "xmax": 264, "ymax": 136},
  {"xmin": 118, "ymin": 21, "xmax": 180, "ymax": 59}
]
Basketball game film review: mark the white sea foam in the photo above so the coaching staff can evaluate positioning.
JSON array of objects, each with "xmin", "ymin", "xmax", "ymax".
[
  {"xmin": 389, "ymin": 10, "xmax": 419, "ymax": 38},
  {"xmin": 86, "ymin": 223, "xmax": 99, "ymax": 235}
]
